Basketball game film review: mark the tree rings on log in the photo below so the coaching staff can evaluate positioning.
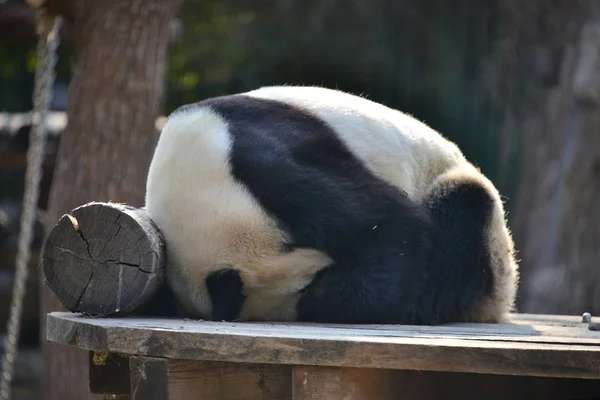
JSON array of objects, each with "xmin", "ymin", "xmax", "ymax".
[{"xmin": 43, "ymin": 202, "xmax": 165, "ymax": 316}]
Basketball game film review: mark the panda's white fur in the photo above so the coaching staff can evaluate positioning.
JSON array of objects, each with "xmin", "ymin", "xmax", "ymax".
[
  {"xmin": 145, "ymin": 106, "xmax": 332, "ymax": 321},
  {"xmin": 145, "ymin": 85, "xmax": 518, "ymax": 323}
]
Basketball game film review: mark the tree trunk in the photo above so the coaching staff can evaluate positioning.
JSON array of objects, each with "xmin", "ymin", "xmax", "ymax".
[
  {"xmin": 41, "ymin": 1, "xmax": 182, "ymax": 399},
  {"xmin": 495, "ymin": 2, "xmax": 600, "ymax": 315}
]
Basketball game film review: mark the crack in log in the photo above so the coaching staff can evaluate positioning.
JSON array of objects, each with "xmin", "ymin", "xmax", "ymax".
[
  {"xmin": 104, "ymin": 259, "xmax": 153, "ymax": 274},
  {"xmin": 96, "ymin": 223, "xmax": 122, "ymax": 259},
  {"xmin": 53, "ymin": 245, "xmax": 91, "ymax": 262},
  {"xmin": 113, "ymin": 260, "xmax": 139, "ymax": 268},
  {"xmin": 74, "ymin": 270, "xmax": 94, "ymax": 310},
  {"xmin": 105, "ymin": 212, "xmax": 124, "ymax": 244},
  {"xmin": 67, "ymin": 214, "xmax": 93, "ymax": 260}
]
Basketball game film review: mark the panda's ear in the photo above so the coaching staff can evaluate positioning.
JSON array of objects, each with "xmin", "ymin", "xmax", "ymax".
[{"xmin": 205, "ymin": 268, "xmax": 245, "ymax": 321}]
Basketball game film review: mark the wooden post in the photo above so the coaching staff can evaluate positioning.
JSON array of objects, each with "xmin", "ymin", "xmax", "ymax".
[
  {"xmin": 129, "ymin": 356, "xmax": 169, "ymax": 400},
  {"xmin": 43, "ymin": 202, "xmax": 165, "ymax": 316},
  {"xmin": 89, "ymin": 351, "xmax": 131, "ymax": 396}
]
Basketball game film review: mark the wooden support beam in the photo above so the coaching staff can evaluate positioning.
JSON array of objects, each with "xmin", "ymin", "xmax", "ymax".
[
  {"xmin": 89, "ymin": 352, "xmax": 130, "ymax": 396},
  {"xmin": 292, "ymin": 366, "xmax": 395, "ymax": 400},
  {"xmin": 80, "ymin": 353, "xmax": 600, "ymax": 400},
  {"xmin": 129, "ymin": 356, "xmax": 169, "ymax": 400},
  {"xmin": 168, "ymin": 360, "xmax": 292, "ymax": 400},
  {"xmin": 42, "ymin": 202, "xmax": 166, "ymax": 316},
  {"xmin": 382, "ymin": 370, "xmax": 600, "ymax": 400},
  {"xmin": 89, "ymin": 355, "xmax": 294, "ymax": 400}
]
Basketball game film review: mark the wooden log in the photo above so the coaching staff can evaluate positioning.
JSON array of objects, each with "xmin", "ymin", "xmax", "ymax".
[{"xmin": 42, "ymin": 202, "xmax": 165, "ymax": 316}]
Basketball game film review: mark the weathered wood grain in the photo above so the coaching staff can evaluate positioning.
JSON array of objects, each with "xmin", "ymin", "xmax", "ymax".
[
  {"xmin": 292, "ymin": 366, "xmax": 395, "ymax": 400},
  {"xmin": 168, "ymin": 360, "xmax": 292, "ymax": 400},
  {"xmin": 46, "ymin": 312, "xmax": 600, "ymax": 345},
  {"xmin": 46, "ymin": 312, "xmax": 600, "ymax": 379},
  {"xmin": 129, "ymin": 356, "xmax": 169, "ymax": 400},
  {"xmin": 43, "ymin": 202, "xmax": 165, "ymax": 316}
]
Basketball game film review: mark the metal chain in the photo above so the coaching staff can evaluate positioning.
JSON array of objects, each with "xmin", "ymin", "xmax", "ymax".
[{"xmin": 0, "ymin": 12, "xmax": 62, "ymax": 400}]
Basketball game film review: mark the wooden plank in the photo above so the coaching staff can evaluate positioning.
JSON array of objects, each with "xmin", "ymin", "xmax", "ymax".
[
  {"xmin": 293, "ymin": 368, "xmax": 600, "ymax": 400},
  {"xmin": 292, "ymin": 366, "xmax": 395, "ymax": 400},
  {"xmin": 46, "ymin": 312, "xmax": 600, "ymax": 379},
  {"xmin": 511, "ymin": 313, "xmax": 586, "ymax": 325},
  {"xmin": 89, "ymin": 351, "xmax": 130, "ymax": 395},
  {"xmin": 375, "ymin": 370, "xmax": 600, "ymax": 400},
  {"xmin": 129, "ymin": 356, "xmax": 169, "ymax": 400},
  {"xmin": 168, "ymin": 360, "xmax": 291, "ymax": 400},
  {"xmin": 281, "ymin": 314, "xmax": 597, "ymax": 343},
  {"xmin": 46, "ymin": 313, "xmax": 600, "ymax": 345}
]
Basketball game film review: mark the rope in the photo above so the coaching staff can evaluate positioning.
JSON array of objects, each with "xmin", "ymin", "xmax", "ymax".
[{"xmin": 0, "ymin": 11, "xmax": 62, "ymax": 400}]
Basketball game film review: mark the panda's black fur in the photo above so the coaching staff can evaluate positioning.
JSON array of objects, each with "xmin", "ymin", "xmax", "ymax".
[{"xmin": 145, "ymin": 86, "xmax": 518, "ymax": 325}]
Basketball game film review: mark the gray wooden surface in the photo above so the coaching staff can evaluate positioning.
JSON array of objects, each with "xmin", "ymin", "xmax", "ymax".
[{"xmin": 46, "ymin": 312, "xmax": 600, "ymax": 379}]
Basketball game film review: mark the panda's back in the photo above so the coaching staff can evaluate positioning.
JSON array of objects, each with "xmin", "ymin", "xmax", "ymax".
[{"xmin": 245, "ymin": 85, "xmax": 468, "ymax": 201}]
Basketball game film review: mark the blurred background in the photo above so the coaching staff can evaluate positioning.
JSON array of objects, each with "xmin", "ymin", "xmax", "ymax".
[{"xmin": 1, "ymin": 0, "xmax": 599, "ymax": 399}]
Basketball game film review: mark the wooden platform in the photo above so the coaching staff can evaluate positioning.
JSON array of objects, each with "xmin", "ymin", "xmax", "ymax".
[{"xmin": 46, "ymin": 312, "xmax": 600, "ymax": 400}]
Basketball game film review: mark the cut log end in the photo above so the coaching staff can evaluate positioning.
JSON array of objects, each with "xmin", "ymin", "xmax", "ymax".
[{"xmin": 42, "ymin": 202, "xmax": 166, "ymax": 316}]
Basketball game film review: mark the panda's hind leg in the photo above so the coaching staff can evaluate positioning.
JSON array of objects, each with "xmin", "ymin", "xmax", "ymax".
[
  {"xmin": 296, "ymin": 198, "xmax": 434, "ymax": 325},
  {"xmin": 423, "ymin": 167, "xmax": 518, "ymax": 324}
]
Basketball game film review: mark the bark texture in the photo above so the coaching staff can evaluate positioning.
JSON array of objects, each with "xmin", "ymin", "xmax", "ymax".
[
  {"xmin": 492, "ymin": 1, "xmax": 600, "ymax": 315},
  {"xmin": 41, "ymin": 1, "xmax": 182, "ymax": 399}
]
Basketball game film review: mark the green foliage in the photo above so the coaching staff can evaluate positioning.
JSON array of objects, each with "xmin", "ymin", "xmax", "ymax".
[
  {"xmin": 166, "ymin": 1, "xmax": 254, "ymax": 109},
  {"xmin": 0, "ymin": 43, "xmax": 72, "ymax": 112},
  {"xmin": 0, "ymin": 47, "xmax": 34, "ymax": 111}
]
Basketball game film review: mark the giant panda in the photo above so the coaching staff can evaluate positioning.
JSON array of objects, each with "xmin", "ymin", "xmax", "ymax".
[{"xmin": 145, "ymin": 85, "xmax": 519, "ymax": 325}]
